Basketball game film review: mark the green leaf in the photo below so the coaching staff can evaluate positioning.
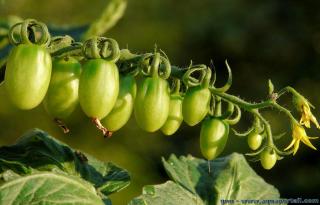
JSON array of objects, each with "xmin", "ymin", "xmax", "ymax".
[
  {"xmin": 128, "ymin": 181, "xmax": 200, "ymax": 205},
  {"xmin": 0, "ymin": 129, "xmax": 130, "ymax": 197},
  {"xmin": 0, "ymin": 171, "xmax": 105, "ymax": 205},
  {"xmin": 130, "ymin": 153, "xmax": 283, "ymax": 205},
  {"xmin": 81, "ymin": 0, "xmax": 127, "ymax": 40}
]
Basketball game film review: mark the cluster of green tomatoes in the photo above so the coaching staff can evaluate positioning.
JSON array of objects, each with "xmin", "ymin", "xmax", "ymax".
[{"xmin": 1, "ymin": 19, "xmax": 281, "ymax": 169}]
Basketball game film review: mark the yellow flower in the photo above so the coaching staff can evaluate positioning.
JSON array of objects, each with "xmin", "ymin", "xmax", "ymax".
[
  {"xmin": 284, "ymin": 124, "xmax": 318, "ymax": 155},
  {"xmin": 293, "ymin": 94, "xmax": 319, "ymax": 128}
]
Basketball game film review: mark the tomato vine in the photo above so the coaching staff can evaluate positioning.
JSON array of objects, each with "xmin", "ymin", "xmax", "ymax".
[{"xmin": 1, "ymin": 18, "xmax": 319, "ymax": 170}]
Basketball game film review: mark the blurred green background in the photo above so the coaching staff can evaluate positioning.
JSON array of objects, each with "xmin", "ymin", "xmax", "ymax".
[{"xmin": 0, "ymin": 0, "xmax": 320, "ymax": 204}]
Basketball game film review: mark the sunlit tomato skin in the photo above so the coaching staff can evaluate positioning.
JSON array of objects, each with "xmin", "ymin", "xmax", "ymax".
[
  {"xmin": 247, "ymin": 132, "xmax": 263, "ymax": 150},
  {"xmin": 43, "ymin": 57, "xmax": 81, "ymax": 119},
  {"xmin": 161, "ymin": 95, "xmax": 183, "ymax": 135},
  {"xmin": 200, "ymin": 118, "xmax": 229, "ymax": 160},
  {"xmin": 182, "ymin": 86, "xmax": 211, "ymax": 126},
  {"xmin": 134, "ymin": 77, "xmax": 170, "ymax": 132},
  {"xmin": 79, "ymin": 59, "xmax": 119, "ymax": 119},
  {"xmin": 5, "ymin": 44, "xmax": 52, "ymax": 110},
  {"xmin": 101, "ymin": 75, "xmax": 137, "ymax": 131},
  {"xmin": 260, "ymin": 148, "xmax": 277, "ymax": 170}
]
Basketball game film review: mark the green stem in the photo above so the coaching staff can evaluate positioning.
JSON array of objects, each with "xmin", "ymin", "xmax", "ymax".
[{"xmin": 251, "ymin": 109, "xmax": 273, "ymax": 146}]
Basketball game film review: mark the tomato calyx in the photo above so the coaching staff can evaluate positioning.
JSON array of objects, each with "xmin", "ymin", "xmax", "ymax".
[
  {"xmin": 209, "ymin": 96, "xmax": 241, "ymax": 125},
  {"xmin": 8, "ymin": 19, "xmax": 50, "ymax": 47},
  {"xmin": 82, "ymin": 37, "xmax": 120, "ymax": 62},
  {"xmin": 139, "ymin": 50, "xmax": 171, "ymax": 79}
]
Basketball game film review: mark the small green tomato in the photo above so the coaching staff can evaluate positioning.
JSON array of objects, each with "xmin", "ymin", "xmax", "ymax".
[
  {"xmin": 260, "ymin": 148, "xmax": 277, "ymax": 170},
  {"xmin": 247, "ymin": 132, "xmax": 263, "ymax": 150}
]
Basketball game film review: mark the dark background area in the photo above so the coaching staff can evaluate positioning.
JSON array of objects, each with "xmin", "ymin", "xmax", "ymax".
[{"xmin": 0, "ymin": 0, "xmax": 320, "ymax": 204}]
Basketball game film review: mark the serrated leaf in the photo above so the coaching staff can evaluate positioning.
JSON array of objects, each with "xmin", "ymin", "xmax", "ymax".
[
  {"xmin": 130, "ymin": 153, "xmax": 283, "ymax": 205},
  {"xmin": 0, "ymin": 129, "xmax": 130, "ymax": 197},
  {"xmin": 128, "ymin": 181, "xmax": 201, "ymax": 205},
  {"xmin": 0, "ymin": 172, "xmax": 105, "ymax": 205},
  {"xmin": 81, "ymin": 0, "xmax": 127, "ymax": 40}
]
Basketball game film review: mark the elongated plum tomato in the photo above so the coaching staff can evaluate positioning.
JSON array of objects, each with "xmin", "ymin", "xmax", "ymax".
[
  {"xmin": 161, "ymin": 95, "xmax": 183, "ymax": 135},
  {"xmin": 134, "ymin": 76, "xmax": 170, "ymax": 132},
  {"xmin": 260, "ymin": 148, "xmax": 277, "ymax": 170},
  {"xmin": 182, "ymin": 86, "xmax": 211, "ymax": 126},
  {"xmin": 5, "ymin": 44, "xmax": 52, "ymax": 109},
  {"xmin": 200, "ymin": 118, "xmax": 229, "ymax": 160},
  {"xmin": 79, "ymin": 59, "xmax": 119, "ymax": 119},
  {"xmin": 101, "ymin": 75, "xmax": 137, "ymax": 131},
  {"xmin": 247, "ymin": 132, "xmax": 263, "ymax": 150},
  {"xmin": 43, "ymin": 57, "xmax": 81, "ymax": 119}
]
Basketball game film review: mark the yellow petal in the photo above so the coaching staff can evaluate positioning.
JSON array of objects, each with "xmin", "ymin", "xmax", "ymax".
[
  {"xmin": 300, "ymin": 117, "xmax": 311, "ymax": 128},
  {"xmin": 310, "ymin": 114, "xmax": 320, "ymax": 128},
  {"xmin": 284, "ymin": 138, "xmax": 296, "ymax": 151},
  {"xmin": 293, "ymin": 140, "xmax": 300, "ymax": 156},
  {"xmin": 300, "ymin": 136, "xmax": 317, "ymax": 150}
]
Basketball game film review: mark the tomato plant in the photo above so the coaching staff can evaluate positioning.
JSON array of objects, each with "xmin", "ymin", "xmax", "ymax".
[
  {"xmin": 0, "ymin": 1, "xmax": 319, "ymax": 204},
  {"xmin": 79, "ymin": 38, "xmax": 120, "ymax": 120},
  {"xmin": 133, "ymin": 52, "xmax": 171, "ymax": 132},
  {"xmin": 5, "ymin": 19, "xmax": 51, "ymax": 110}
]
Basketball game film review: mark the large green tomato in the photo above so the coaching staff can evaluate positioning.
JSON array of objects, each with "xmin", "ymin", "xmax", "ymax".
[
  {"xmin": 43, "ymin": 57, "xmax": 81, "ymax": 119},
  {"xmin": 260, "ymin": 148, "xmax": 277, "ymax": 170},
  {"xmin": 101, "ymin": 75, "xmax": 137, "ymax": 131},
  {"xmin": 200, "ymin": 118, "xmax": 229, "ymax": 160},
  {"xmin": 5, "ymin": 44, "xmax": 52, "ymax": 110},
  {"xmin": 134, "ymin": 76, "xmax": 170, "ymax": 132},
  {"xmin": 161, "ymin": 95, "xmax": 183, "ymax": 135},
  {"xmin": 182, "ymin": 86, "xmax": 211, "ymax": 126},
  {"xmin": 79, "ymin": 59, "xmax": 119, "ymax": 119}
]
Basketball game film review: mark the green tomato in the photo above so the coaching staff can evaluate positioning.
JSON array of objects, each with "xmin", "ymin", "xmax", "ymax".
[
  {"xmin": 79, "ymin": 59, "xmax": 119, "ymax": 119},
  {"xmin": 43, "ymin": 57, "xmax": 81, "ymax": 119},
  {"xmin": 247, "ymin": 132, "xmax": 263, "ymax": 150},
  {"xmin": 101, "ymin": 75, "xmax": 137, "ymax": 131},
  {"xmin": 134, "ymin": 76, "xmax": 170, "ymax": 132},
  {"xmin": 182, "ymin": 86, "xmax": 211, "ymax": 126},
  {"xmin": 161, "ymin": 95, "xmax": 183, "ymax": 135},
  {"xmin": 260, "ymin": 148, "xmax": 277, "ymax": 170},
  {"xmin": 5, "ymin": 44, "xmax": 52, "ymax": 110},
  {"xmin": 200, "ymin": 118, "xmax": 229, "ymax": 160}
]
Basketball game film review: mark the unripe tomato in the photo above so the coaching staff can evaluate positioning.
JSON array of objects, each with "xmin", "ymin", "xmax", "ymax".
[
  {"xmin": 101, "ymin": 75, "xmax": 137, "ymax": 131},
  {"xmin": 182, "ymin": 86, "xmax": 211, "ymax": 126},
  {"xmin": 43, "ymin": 57, "xmax": 81, "ymax": 119},
  {"xmin": 200, "ymin": 118, "xmax": 229, "ymax": 160},
  {"xmin": 134, "ymin": 77, "xmax": 170, "ymax": 132},
  {"xmin": 79, "ymin": 59, "xmax": 119, "ymax": 119},
  {"xmin": 5, "ymin": 44, "xmax": 52, "ymax": 109},
  {"xmin": 260, "ymin": 148, "xmax": 277, "ymax": 170},
  {"xmin": 247, "ymin": 132, "xmax": 263, "ymax": 150},
  {"xmin": 161, "ymin": 95, "xmax": 183, "ymax": 135}
]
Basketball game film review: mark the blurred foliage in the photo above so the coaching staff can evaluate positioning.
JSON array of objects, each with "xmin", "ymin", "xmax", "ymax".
[{"xmin": 1, "ymin": 0, "xmax": 320, "ymax": 204}]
